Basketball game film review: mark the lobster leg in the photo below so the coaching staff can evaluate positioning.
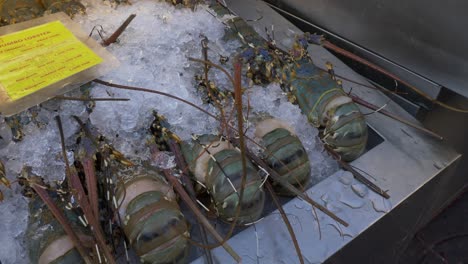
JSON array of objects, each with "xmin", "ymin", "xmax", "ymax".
[{"xmin": 266, "ymin": 181, "xmax": 304, "ymax": 264}]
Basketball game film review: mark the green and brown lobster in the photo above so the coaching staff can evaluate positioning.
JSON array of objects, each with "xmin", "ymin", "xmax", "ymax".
[
  {"xmin": 73, "ymin": 116, "xmax": 190, "ymax": 264},
  {"xmin": 211, "ymin": 3, "xmax": 368, "ymax": 162},
  {"xmin": 150, "ymin": 112, "xmax": 266, "ymax": 225}
]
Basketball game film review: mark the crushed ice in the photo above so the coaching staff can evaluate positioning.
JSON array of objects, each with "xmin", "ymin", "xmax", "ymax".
[{"xmin": 0, "ymin": 0, "xmax": 339, "ymax": 263}]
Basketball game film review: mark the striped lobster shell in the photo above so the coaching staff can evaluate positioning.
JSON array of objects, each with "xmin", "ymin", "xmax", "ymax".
[
  {"xmin": 115, "ymin": 169, "xmax": 189, "ymax": 264},
  {"xmin": 210, "ymin": 3, "xmax": 368, "ymax": 161},
  {"xmin": 285, "ymin": 58, "xmax": 368, "ymax": 161},
  {"xmin": 180, "ymin": 134, "xmax": 265, "ymax": 224},
  {"xmin": 254, "ymin": 118, "xmax": 311, "ymax": 195},
  {"xmin": 26, "ymin": 189, "xmax": 86, "ymax": 264}
]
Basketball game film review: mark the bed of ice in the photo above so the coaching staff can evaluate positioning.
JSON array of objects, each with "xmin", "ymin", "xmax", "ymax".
[{"xmin": 0, "ymin": 1, "xmax": 339, "ymax": 263}]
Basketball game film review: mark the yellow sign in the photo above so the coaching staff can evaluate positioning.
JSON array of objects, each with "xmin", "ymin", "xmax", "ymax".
[{"xmin": 0, "ymin": 21, "xmax": 103, "ymax": 101}]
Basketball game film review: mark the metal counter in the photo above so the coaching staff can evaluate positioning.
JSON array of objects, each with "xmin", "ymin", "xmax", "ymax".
[
  {"xmin": 265, "ymin": 0, "xmax": 468, "ymax": 100},
  {"xmin": 192, "ymin": 1, "xmax": 461, "ymax": 263}
]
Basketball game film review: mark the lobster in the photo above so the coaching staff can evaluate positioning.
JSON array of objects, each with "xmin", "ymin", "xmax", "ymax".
[
  {"xmin": 210, "ymin": 3, "xmax": 368, "ymax": 162},
  {"xmin": 149, "ymin": 112, "xmax": 266, "ymax": 225},
  {"xmin": 253, "ymin": 117, "xmax": 311, "ymax": 195},
  {"xmin": 73, "ymin": 116, "xmax": 190, "ymax": 264},
  {"xmin": 180, "ymin": 133, "xmax": 265, "ymax": 224},
  {"xmin": 192, "ymin": 34, "xmax": 312, "ymax": 197},
  {"xmin": 20, "ymin": 168, "xmax": 91, "ymax": 264},
  {"xmin": 115, "ymin": 167, "xmax": 190, "ymax": 264}
]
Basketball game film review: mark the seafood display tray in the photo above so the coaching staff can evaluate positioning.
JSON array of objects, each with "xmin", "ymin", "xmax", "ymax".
[{"xmin": 0, "ymin": 0, "xmax": 461, "ymax": 263}]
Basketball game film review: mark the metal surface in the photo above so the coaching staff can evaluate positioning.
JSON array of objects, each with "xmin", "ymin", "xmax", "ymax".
[
  {"xmin": 265, "ymin": 0, "xmax": 468, "ymax": 99},
  {"xmin": 326, "ymin": 161, "xmax": 461, "ymax": 264},
  {"xmin": 190, "ymin": 1, "xmax": 461, "ymax": 263}
]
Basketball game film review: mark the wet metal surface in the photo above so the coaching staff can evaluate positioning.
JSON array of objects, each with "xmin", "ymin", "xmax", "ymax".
[
  {"xmin": 266, "ymin": 0, "xmax": 468, "ymax": 99},
  {"xmin": 192, "ymin": 1, "xmax": 460, "ymax": 263}
]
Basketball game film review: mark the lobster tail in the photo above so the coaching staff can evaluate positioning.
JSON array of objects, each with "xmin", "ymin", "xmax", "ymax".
[
  {"xmin": 116, "ymin": 170, "xmax": 189, "ymax": 264},
  {"xmin": 207, "ymin": 148, "xmax": 265, "ymax": 223},
  {"xmin": 291, "ymin": 59, "xmax": 368, "ymax": 161},
  {"xmin": 255, "ymin": 118, "xmax": 311, "ymax": 195},
  {"xmin": 181, "ymin": 134, "xmax": 266, "ymax": 224},
  {"xmin": 322, "ymin": 102, "xmax": 368, "ymax": 161}
]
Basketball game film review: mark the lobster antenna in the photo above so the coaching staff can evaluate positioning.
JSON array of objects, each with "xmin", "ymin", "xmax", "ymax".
[
  {"xmin": 199, "ymin": 36, "xmax": 230, "ymax": 136},
  {"xmin": 161, "ymin": 169, "xmax": 242, "ymax": 261},
  {"xmin": 350, "ymin": 93, "xmax": 443, "ymax": 140},
  {"xmin": 57, "ymin": 116, "xmax": 117, "ymax": 264},
  {"xmin": 276, "ymin": 4, "xmax": 468, "ymax": 114},
  {"xmin": 149, "ymin": 116, "xmax": 216, "ymax": 264},
  {"xmin": 54, "ymin": 96, "xmax": 130, "ymax": 101},
  {"xmin": 266, "ymin": 181, "xmax": 304, "ymax": 264},
  {"xmin": 102, "ymin": 14, "xmax": 136, "ymax": 47}
]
